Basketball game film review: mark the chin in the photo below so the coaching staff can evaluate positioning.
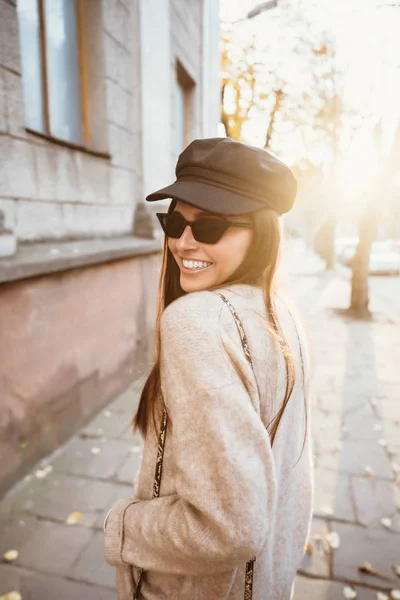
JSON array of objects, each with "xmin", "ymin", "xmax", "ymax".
[{"xmin": 180, "ymin": 273, "xmax": 215, "ymax": 293}]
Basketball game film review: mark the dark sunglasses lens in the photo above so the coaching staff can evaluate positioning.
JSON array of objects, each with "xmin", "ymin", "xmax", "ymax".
[
  {"xmin": 192, "ymin": 219, "xmax": 228, "ymax": 244},
  {"xmin": 161, "ymin": 214, "xmax": 185, "ymax": 238}
]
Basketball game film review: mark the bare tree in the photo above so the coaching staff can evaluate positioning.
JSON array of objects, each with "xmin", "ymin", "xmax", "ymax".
[
  {"xmin": 349, "ymin": 121, "xmax": 397, "ymax": 316},
  {"xmin": 220, "ymin": 4, "xmax": 340, "ymax": 148}
]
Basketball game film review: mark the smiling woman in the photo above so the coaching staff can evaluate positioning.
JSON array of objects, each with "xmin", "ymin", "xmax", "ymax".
[
  {"xmin": 104, "ymin": 137, "xmax": 313, "ymax": 600},
  {"xmin": 164, "ymin": 202, "xmax": 253, "ymax": 292}
]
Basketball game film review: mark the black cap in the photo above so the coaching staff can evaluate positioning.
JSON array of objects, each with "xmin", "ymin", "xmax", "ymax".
[{"xmin": 146, "ymin": 137, "xmax": 297, "ymax": 215}]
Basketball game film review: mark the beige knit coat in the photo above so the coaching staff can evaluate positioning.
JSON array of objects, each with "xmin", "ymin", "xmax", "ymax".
[{"xmin": 104, "ymin": 284, "xmax": 313, "ymax": 599}]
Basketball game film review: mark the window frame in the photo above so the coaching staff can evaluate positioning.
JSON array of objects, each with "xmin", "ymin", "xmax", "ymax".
[{"xmin": 22, "ymin": 0, "xmax": 92, "ymax": 151}]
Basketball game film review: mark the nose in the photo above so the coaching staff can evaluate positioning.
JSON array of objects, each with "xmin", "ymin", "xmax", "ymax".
[{"xmin": 175, "ymin": 224, "xmax": 198, "ymax": 252}]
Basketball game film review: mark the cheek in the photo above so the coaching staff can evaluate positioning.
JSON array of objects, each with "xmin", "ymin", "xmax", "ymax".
[{"xmin": 211, "ymin": 231, "xmax": 252, "ymax": 271}]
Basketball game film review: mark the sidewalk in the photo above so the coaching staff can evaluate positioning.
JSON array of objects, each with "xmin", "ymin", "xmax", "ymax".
[
  {"xmin": 1, "ymin": 259, "xmax": 400, "ymax": 599},
  {"xmin": 286, "ymin": 247, "xmax": 400, "ymax": 599}
]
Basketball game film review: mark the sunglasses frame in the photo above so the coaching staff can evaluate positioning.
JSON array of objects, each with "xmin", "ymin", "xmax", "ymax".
[{"xmin": 156, "ymin": 212, "xmax": 252, "ymax": 244}]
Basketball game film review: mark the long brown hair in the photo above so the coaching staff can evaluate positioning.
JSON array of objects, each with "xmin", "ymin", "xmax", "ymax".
[{"xmin": 133, "ymin": 200, "xmax": 307, "ymax": 457}]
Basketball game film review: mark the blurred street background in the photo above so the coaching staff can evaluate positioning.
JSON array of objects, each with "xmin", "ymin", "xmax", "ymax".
[{"xmin": 0, "ymin": 1, "xmax": 399, "ymax": 599}]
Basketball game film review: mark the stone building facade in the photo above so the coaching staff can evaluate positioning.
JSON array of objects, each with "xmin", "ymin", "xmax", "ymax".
[{"xmin": 0, "ymin": 0, "xmax": 220, "ymax": 494}]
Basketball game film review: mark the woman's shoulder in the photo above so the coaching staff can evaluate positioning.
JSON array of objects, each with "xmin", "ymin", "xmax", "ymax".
[{"xmin": 161, "ymin": 290, "xmax": 225, "ymax": 335}]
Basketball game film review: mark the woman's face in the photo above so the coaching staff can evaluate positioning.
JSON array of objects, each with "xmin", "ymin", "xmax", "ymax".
[{"xmin": 167, "ymin": 201, "xmax": 253, "ymax": 293}]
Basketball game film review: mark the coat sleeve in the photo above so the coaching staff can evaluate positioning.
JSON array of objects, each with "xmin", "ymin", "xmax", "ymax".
[{"xmin": 104, "ymin": 293, "xmax": 277, "ymax": 575}]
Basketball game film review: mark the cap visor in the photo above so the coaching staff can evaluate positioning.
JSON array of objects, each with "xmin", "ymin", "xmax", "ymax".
[{"xmin": 146, "ymin": 179, "xmax": 264, "ymax": 215}]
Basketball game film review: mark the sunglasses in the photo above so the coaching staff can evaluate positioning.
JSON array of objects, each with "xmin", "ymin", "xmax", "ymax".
[{"xmin": 156, "ymin": 212, "xmax": 252, "ymax": 244}]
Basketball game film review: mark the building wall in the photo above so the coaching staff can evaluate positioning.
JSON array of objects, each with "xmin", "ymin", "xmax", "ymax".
[
  {"xmin": 0, "ymin": 0, "xmax": 142, "ymax": 242},
  {"xmin": 0, "ymin": 0, "xmax": 219, "ymax": 241},
  {"xmin": 0, "ymin": 0, "xmax": 220, "ymax": 493},
  {"xmin": 0, "ymin": 252, "xmax": 160, "ymax": 496}
]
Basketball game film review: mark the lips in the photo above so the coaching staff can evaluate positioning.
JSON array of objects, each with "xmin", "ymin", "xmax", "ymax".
[{"xmin": 179, "ymin": 258, "xmax": 213, "ymax": 273}]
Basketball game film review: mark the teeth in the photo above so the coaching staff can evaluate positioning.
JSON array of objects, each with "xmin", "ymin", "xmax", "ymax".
[{"xmin": 182, "ymin": 259, "xmax": 212, "ymax": 270}]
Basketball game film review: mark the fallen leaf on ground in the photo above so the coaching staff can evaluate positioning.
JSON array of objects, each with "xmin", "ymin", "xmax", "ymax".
[
  {"xmin": 0, "ymin": 592, "xmax": 22, "ymax": 600},
  {"xmin": 364, "ymin": 465, "xmax": 376, "ymax": 477},
  {"xmin": 66, "ymin": 512, "xmax": 82, "ymax": 525},
  {"xmin": 2, "ymin": 550, "xmax": 18, "ymax": 563},
  {"xmin": 330, "ymin": 442, "xmax": 342, "ymax": 454},
  {"xmin": 343, "ymin": 586, "xmax": 357, "ymax": 599},
  {"xmin": 304, "ymin": 542, "xmax": 313, "ymax": 555},
  {"xmin": 358, "ymin": 561, "xmax": 392, "ymax": 581},
  {"xmin": 91, "ymin": 447, "xmax": 101, "ymax": 455},
  {"xmin": 380, "ymin": 517, "xmax": 392, "ymax": 529},
  {"xmin": 326, "ymin": 531, "xmax": 340, "ymax": 549},
  {"xmin": 35, "ymin": 465, "xmax": 53, "ymax": 479}
]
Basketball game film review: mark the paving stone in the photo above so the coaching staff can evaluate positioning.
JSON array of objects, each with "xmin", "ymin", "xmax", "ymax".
[
  {"xmin": 299, "ymin": 518, "xmax": 330, "ymax": 577},
  {"xmin": 0, "ymin": 564, "xmax": 116, "ymax": 598},
  {"xmin": 378, "ymin": 421, "xmax": 400, "ymax": 447},
  {"xmin": 351, "ymin": 475, "xmax": 400, "ymax": 531},
  {"xmin": 115, "ymin": 450, "xmax": 143, "ymax": 485},
  {"xmin": 83, "ymin": 408, "xmax": 133, "ymax": 438},
  {"xmin": 371, "ymin": 399, "xmax": 400, "ymax": 422},
  {"xmin": 293, "ymin": 575, "xmax": 379, "ymax": 600},
  {"xmin": 71, "ymin": 530, "xmax": 116, "ymax": 588},
  {"xmin": 318, "ymin": 392, "xmax": 368, "ymax": 414},
  {"xmin": 318, "ymin": 440, "xmax": 393, "ymax": 479},
  {"xmin": 380, "ymin": 383, "xmax": 400, "ymax": 402},
  {"xmin": 331, "ymin": 521, "xmax": 400, "ymax": 589},
  {"xmin": 49, "ymin": 437, "xmax": 134, "ymax": 480},
  {"xmin": 344, "ymin": 408, "xmax": 385, "ymax": 442},
  {"xmin": 119, "ymin": 423, "xmax": 143, "ymax": 442},
  {"xmin": 109, "ymin": 385, "xmax": 141, "ymax": 413},
  {"xmin": 313, "ymin": 468, "xmax": 356, "ymax": 522},
  {"xmin": 387, "ymin": 444, "xmax": 400, "ymax": 462},
  {"xmin": 0, "ymin": 513, "xmax": 39, "ymax": 557},
  {"xmin": 312, "ymin": 410, "xmax": 342, "ymax": 442},
  {"xmin": 5, "ymin": 520, "xmax": 93, "ymax": 577},
  {"xmin": 94, "ymin": 482, "xmax": 133, "ymax": 529},
  {"xmin": 341, "ymin": 374, "xmax": 381, "ymax": 399},
  {"xmin": 0, "ymin": 472, "xmax": 127, "ymax": 526}
]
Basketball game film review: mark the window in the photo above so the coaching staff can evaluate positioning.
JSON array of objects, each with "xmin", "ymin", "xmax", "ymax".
[
  {"xmin": 17, "ymin": 0, "xmax": 89, "ymax": 146},
  {"xmin": 176, "ymin": 62, "xmax": 195, "ymax": 155}
]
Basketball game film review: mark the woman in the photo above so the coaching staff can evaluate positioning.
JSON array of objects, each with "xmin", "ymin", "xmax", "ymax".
[{"xmin": 104, "ymin": 138, "xmax": 313, "ymax": 600}]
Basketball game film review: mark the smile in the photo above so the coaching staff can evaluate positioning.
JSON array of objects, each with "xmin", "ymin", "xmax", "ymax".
[{"xmin": 181, "ymin": 259, "xmax": 213, "ymax": 272}]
